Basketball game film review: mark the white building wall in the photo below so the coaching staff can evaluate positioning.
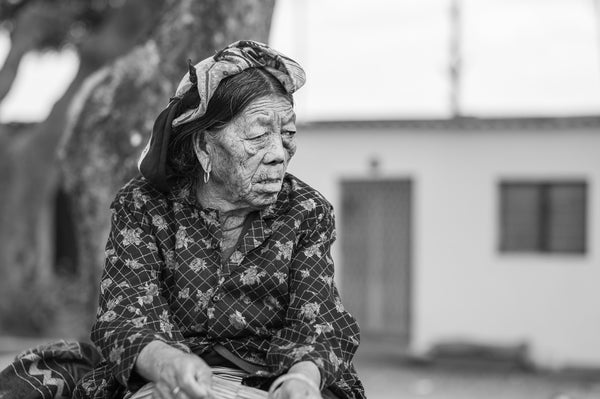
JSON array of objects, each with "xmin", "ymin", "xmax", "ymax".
[{"xmin": 288, "ymin": 125, "xmax": 600, "ymax": 368}]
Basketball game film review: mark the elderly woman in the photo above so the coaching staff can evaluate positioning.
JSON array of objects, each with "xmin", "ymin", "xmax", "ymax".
[{"xmin": 74, "ymin": 41, "xmax": 364, "ymax": 399}]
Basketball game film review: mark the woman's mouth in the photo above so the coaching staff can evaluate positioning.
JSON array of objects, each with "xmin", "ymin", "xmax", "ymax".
[
  {"xmin": 257, "ymin": 178, "xmax": 281, "ymax": 184},
  {"xmin": 254, "ymin": 177, "xmax": 283, "ymax": 192}
]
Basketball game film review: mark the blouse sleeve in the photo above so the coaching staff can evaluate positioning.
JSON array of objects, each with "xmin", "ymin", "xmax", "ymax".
[
  {"xmin": 91, "ymin": 187, "xmax": 190, "ymax": 390},
  {"xmin": 266, "ymin": 201, "xmax": 361, "ymax": 389}
]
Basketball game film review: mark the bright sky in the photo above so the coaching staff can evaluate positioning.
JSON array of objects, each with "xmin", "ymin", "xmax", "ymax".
[
  {"xmin": 1, "ymin": 0, "xmax": 600, "ymax": 122},
  {"xmin": 0, "ymin": 33, "xmax": 79, "ymax": 122}
]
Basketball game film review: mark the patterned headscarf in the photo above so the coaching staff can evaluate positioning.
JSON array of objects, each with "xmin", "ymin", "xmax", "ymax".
[{"xmin": 138, "ymin": 40, "xmax": 306, "ymax": 192}]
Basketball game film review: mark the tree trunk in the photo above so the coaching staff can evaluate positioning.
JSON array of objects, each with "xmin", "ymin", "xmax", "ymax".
[
  {"xmin": 0, "ymin": 0, "xmax": 165, "ymax": 336},
  {"xmin": 60, "ymin": 0, "xmax": 276, "ymax": 322},
  {"xmin": 0, "ymin": 62, "xmax": 97, "ymax": 286}
]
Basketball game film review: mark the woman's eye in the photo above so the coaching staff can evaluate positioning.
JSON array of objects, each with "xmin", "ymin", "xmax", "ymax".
[
  {"xmin": 250, "ymin": 132, "xmax": 269, "ymax": 141},
  {"xmin": 282, "ymin": 130, "xmax": 296, "ymax": 137}
]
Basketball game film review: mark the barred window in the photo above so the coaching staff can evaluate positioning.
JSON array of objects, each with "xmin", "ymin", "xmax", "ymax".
[{"xmin": 499, "ymin": 181, "xmax": 587, "ymax": 254}]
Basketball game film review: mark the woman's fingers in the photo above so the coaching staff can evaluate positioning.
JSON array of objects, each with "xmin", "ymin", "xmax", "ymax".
[
  {"xmin": 141, "ymin": 350, "xmax": 212, "ymax": 399},
  {"xmin": 176, "ymin": 357, "xmax": 212, "ymax": 399},
  {"xmin": 179, "ymin": 372, "xmax": 212, "ymax": 399},
  {"xmin": 154, "ymin": 381, "xmax": 174, "ymax": 399},
  {"xmin": 278, "ymin": 380, "xmax": 322, "ymax": 399},
  {"xmin": 154, "ymin": 381, "xmax": 195, "ymax": 399}
]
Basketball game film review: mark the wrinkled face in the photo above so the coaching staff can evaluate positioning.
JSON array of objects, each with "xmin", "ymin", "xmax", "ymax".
[{"xmin": 203, "ymin": 95, "xmax": 297, "ymax": 209}]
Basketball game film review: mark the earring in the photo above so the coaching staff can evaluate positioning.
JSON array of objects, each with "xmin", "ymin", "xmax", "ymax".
[{"xmin": 203, "ymin": 164, "xmax": 211, "ymax": 183}]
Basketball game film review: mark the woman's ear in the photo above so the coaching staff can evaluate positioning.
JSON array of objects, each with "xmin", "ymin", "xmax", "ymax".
[{"xmin": 192, "ymin": 132, "xmax": 211, "ymax": 172}]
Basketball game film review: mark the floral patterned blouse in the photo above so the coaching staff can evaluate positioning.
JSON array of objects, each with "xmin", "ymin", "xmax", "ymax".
[{"xmin": 74, "ymin": 174, "xmax": 365, "ymax": 399}]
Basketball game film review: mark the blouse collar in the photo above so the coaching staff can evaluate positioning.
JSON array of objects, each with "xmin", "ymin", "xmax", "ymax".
[{"xmin": 166, "ymin": 174, "xmax": 293, "ymax": 220}]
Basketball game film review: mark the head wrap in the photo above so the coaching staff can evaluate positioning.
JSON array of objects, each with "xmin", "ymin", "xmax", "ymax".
[{"xmin": 138, "ymin": 40, "xmax": 306, "ymax": 192}]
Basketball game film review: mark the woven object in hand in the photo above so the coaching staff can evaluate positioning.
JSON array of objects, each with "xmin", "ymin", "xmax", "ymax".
[{"xmin": 129, "ymin": 367, "xmax": 267, "ymax": 399}]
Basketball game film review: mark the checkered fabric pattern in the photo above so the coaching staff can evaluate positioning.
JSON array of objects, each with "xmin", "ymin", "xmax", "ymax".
[{"xmin": 74, "ymin": 174, "xmax": 365, "ymax": 399}]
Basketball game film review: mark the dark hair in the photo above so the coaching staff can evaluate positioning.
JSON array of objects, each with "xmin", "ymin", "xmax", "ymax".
[{"xmin": 166, "ymin": 67, "xmax": 293, "ymax": 184}]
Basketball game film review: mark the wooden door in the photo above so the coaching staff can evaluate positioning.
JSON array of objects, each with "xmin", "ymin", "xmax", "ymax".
[{"xmin": 340, "ymin": 179, "xmax": 412, "ymax": 344}]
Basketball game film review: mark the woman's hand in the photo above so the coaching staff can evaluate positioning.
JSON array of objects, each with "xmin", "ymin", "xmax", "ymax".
[
  {"xmin": 136, "ymin": 341, "xmax": 213, "ymax": 399},
  {"xmin": 270, "ymin": 361, "xmax": 322, "ymax": 399},
  {"xmin": 273, "ymin": 379, "xmax": 321, "ymax": 399}
]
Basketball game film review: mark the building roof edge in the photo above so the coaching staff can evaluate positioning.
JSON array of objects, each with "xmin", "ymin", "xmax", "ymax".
[{"xmin": 297, "ymin": 115, "xmax": 600, "ymax": 131}]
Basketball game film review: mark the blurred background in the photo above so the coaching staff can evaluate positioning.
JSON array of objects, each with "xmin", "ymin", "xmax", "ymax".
[{"xmin": 1, "ymin": 0, "xmax": 600, "ymax": 397}]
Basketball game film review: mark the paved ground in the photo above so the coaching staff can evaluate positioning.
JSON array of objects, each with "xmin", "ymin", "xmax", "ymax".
[
  {"xmin": 354, "ymin": 339, "xmax": 600, "ymax": 399},
  {"xmin": 2, "ymin": 336, "xmax": 600, "ymax": 398}
]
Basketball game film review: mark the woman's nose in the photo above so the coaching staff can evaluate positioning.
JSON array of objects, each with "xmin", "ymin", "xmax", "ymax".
[{"xmin": 263, "ymin": 134, "xmax": 286, "ymax": 164}]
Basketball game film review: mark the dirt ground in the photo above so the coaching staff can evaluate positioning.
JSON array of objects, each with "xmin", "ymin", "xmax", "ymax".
[
  {"xmin": 354, "ymin": 339, "xmax": 600, "ymax": 399},
  {"xmin": 2, "ymin": 336, "xmax": 600, "ymax": 399}
]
